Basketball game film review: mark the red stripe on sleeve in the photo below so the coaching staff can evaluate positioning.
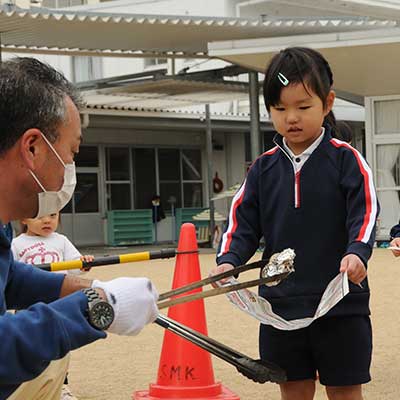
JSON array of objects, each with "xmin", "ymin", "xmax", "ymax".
[
  {"xmin": 222, "ymin": 188, "xmax": 246, "ymax": 253},
  {"xmin": 330, "ymin": 139, "xmax": 372, "ymax": 241}
]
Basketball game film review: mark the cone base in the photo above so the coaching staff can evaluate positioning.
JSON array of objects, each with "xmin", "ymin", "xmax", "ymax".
[
  {"xmin": 134, "ymin": 224, "xmax": 240, "ymax": 400},
  {"xmin": 133, "ymin": 383, "xmax": 240, "ymax": 400}
]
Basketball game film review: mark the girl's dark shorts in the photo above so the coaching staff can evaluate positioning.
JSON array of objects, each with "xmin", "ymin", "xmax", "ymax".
[{"xmin": 259, "ymin": 315, "xmax": 372, "ymax": 386}]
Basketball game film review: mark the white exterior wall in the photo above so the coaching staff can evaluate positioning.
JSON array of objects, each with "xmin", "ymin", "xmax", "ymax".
[
  {"xmin": 97, "ymin": 0, "xmax": 237, "ymax": 116},
  {"xmin": 2, "ymin": 52, "xmax": 74, "ymax": 81},
  {"xmin": 101, "ymin": 57, "xmax": 149, "ymax": 79}
]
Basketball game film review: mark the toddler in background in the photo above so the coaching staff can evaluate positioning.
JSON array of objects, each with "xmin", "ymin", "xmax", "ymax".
[
  {"xmin": 12, "ymin": 212, "xmax": 92, "ymax": 273},
  {"xmin": 12, "ymin": 212, "xmax": 93, "ymax": 400}
]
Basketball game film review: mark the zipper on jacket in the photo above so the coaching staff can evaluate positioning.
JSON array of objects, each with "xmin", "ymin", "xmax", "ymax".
[
  {"xmin": 294, "ymin": 171, "xmax": 301, "ymax": 208},
  {"xmin": 273, "ymin": 137, "xmax": 301, "ymax": 209}
]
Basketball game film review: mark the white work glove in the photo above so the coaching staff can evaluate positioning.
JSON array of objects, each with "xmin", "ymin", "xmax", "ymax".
[{"xmin": 92, "ymin": 277, "xmax": 159, "ymax": 336}]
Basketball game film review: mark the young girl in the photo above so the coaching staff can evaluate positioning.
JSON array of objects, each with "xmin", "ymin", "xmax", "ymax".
[
  {"xmin": 12, "ymin": 212, "xmax": 93, "ymax": 400},
  {"xmin": 211, "ymin": 47, "xmax": 379, "ymax": 400}
]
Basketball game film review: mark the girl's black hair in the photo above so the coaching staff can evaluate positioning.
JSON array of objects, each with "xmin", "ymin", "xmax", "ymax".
[
  {"xmin": 263, "ymin": 47, "xmax": 338, "ymax": 137},
  {"xmin": 335, "ymin": 120, "xmax": 353, "ymax": 144}
]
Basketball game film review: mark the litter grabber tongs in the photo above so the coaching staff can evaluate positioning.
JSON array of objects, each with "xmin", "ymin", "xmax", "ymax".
[
  {"xmin": 157, "ymin": 248, "xmax": 296, "ymax": 309},
  {"xmin": 155, "ymin": 314, "xmax": 286, "ymax": 384},
  {"xmin": 154, "ymin": 249, "xmax": 296, "ymax": 384}
]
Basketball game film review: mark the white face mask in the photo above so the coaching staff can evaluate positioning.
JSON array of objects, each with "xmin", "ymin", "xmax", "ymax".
[{"xmin": 29, "ymin": 133, "xmax": 77, "ymax": 218}]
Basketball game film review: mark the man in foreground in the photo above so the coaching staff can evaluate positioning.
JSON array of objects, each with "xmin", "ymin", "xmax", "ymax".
[{"xmin": 0, "ymin": 57, "xmax": 158, "ymax": 399}]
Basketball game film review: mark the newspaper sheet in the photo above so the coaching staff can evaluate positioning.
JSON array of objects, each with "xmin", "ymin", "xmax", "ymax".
[{"xmin": 219, "ymin": 272, "xmax": 349, "ymax": 331}]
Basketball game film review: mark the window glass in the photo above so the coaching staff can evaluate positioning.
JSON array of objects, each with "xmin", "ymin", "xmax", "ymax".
[
  {"xmin": 75, "ymin": 146, "xmax": 98, "ymax": 167},
  {"xmin": 182, "ymin": 149, "xmax": 202, "ymax": 180},
  {"xmin": 61, "ymin": 173, "xmax": 99, "ymax": 213},
  {"xmin": 133, "ymin": 148, "xmax": 156, "ymax": 209},
  {"xmin": 159, "ymin": 149, "xmax": 180, "ymax": 180},
  {"xmin": 144, "ymin": 58, "xmax": 167, "ymax": 67},
  {"xmin": 107, "ymin": 184, "xmax": 131, "ymax": 210},
  {"xmin": 106, "ymin": 147, "xmax": 130, "ymax": 181},
  {"xmin": 374, "ymin": 99, "xmax": 400, "ymax": 134},
  {"xmin": 62, "ymin": 200, "xmax": 72, "ymax": 213},
  {"xmin": 160, "ymin": 182, "xmax": 181, "ymax": 210},
  {"xmin": 183, "ymin": 183, "xmax": 202, "ymax": 207},
  {"xmin": 75, "ymin": 173, "xmax": 99, "ymax": 213},
  {"xmin": 159, "ymin": 149, "xmax": 181, "ymax": 209}
]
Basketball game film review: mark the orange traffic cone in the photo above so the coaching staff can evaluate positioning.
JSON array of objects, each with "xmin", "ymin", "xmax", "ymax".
[{"xmin": 134, "ymin": 223, "xmax": 240, "ymax": 399}]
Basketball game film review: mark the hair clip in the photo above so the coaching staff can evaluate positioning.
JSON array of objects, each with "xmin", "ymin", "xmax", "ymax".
[{"xmin": 278, "ymin": 72, "xmax": 289, "ymax": 86}]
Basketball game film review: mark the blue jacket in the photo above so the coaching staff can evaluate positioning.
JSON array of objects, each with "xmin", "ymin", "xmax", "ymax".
[
  {"xmin": 0, "ymin": 225, "xmax": 105, "ymax": 398},
  {"xmin": 217, "ymin": 129, "xmax": 379, "ymax": 320},
  {"xmin": 390, "ymin": 222, "xmax": 400, "ymax": 239}
]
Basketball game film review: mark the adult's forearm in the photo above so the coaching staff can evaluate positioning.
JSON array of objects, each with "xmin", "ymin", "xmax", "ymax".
[
  {"xmin": 59, "ymin": 275, "xmax": 107, "ymax": 301},
  {"xmin": 59, "ymin": 275, "xmax": 92, "ymax": 298}
]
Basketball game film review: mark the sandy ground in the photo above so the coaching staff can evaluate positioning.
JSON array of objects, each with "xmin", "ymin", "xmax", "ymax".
[{"xmin": 67, "ymin": 248, "xmax": 400, "ymax": 400}]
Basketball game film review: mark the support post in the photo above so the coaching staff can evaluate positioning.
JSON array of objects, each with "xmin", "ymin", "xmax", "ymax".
[
  {"xmin": 205, "ymin": 104, "xmax": 215, "ymax": 245},
  {"xmin": 249, "ymin": 71, "xmax": 261, "ymax": 161}
]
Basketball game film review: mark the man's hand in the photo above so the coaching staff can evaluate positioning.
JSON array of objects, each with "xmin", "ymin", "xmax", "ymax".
[
  {"xmin": 92, "ymin": 277, "xmax": 159, "ymax": 336},
  {"xmin": 390, "ymin": 237, "xmax": 400, "ymax": 257},
  {"xmin": 209, "ymin": 263, "xmax": 235, "ymax": 288},
  {"xmin": 339, "ymin": 254, "xmax": 367, "ymax": 285}
]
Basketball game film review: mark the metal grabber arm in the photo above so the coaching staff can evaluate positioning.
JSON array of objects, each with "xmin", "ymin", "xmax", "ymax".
[{"xmin": 155, "ymin": 314, "xmax": 287, "ymax": 384}]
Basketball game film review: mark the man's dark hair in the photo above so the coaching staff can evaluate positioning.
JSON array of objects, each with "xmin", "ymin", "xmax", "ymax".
[{"xmin": 0, "ymin": 57, "xmax": 84, "ymax": 155}]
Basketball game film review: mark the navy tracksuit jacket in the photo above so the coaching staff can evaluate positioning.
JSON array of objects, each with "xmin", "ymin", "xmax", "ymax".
[{"xmin": 217, "ymin": 129, "xmax": 379, "ymax": 320}]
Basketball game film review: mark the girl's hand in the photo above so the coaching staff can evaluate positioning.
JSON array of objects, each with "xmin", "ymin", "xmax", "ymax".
[
  {"xmin": 80, "ymin": 255, "xmax": 94, "ymax": 271},
  {"xmin": 390, "ymin": 238, "xmax": 400, "ymax": 257},
  {"xmin": 209, "ymin": 263, "xmax": 234, "ymax": 288},
  {"xmin": 339, "ymin": 254, "xmax": 366, "ymax": 285}
]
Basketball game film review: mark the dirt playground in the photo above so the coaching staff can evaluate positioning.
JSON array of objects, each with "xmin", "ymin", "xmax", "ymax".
[{"xmin": 67, "ymin": 248, "xmax": 400, "ymax": 400}]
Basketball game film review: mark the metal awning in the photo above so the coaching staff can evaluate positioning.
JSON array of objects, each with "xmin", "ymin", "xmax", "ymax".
[
  {"xmin": 85, "ymin": 106, "xmax": 265, "ymax": 122},
  {"xmin": 82, "ymin": 77, "xmax": 250, "ymax": 110},
  {"xmin": 82, "ymin": 79, "xmax": 249, "ymax": 109},
  {"xmin": 85, "ymin": 96, "xmax": 365, "ymax": 122},
  {"xmin": 78, "ymin": 66, "xmax": 364, "ymax": 121},
  {"xmin": 75, "ymin": 66, "xmax": 258, "ymax": 121},
  {"xmin": 0, "ymin": 5, "xmax": 396, "ymax": 58},
  {"xmin": 209, "ymin": 27, "xmax": 400, "ymax": 98}
]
